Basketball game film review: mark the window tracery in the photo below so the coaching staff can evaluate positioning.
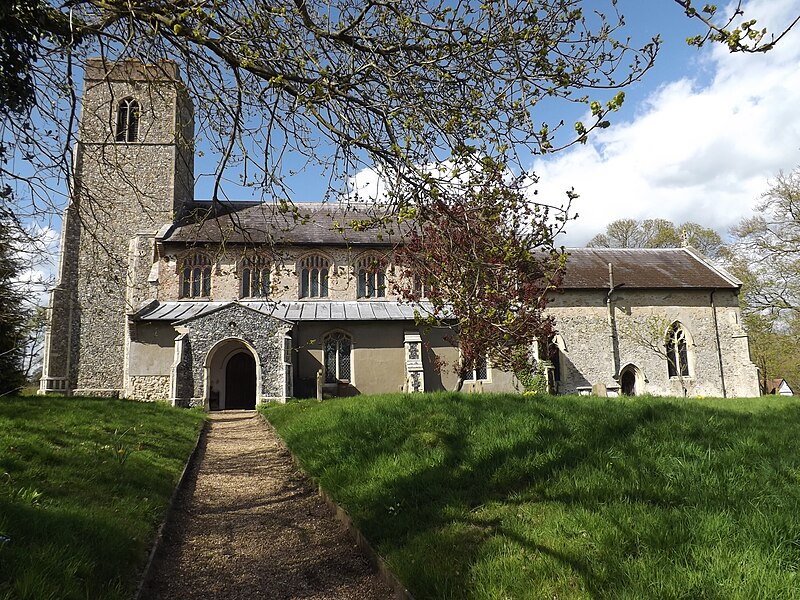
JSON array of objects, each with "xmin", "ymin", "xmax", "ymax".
[
  {"xmin": 299, "ymin": 255, "xmax": 329, "ymax": 298},
  {"xmin": 324, "ymin": 331, "xmax": 352, "ymax": 383},
  {"xmin": 240, "ymin": 256, "xmax": 270, "ymax": 298},
  {"xmin": 357, "ymin": 255, "xmax": 386, "ymax": 298},
  {"xmin": 666, "ymin": 322, "xmax": 690, "ymax": 378}
]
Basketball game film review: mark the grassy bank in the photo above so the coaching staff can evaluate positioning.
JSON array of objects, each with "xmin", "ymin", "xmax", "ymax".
[
  {"xmin": 0, "ymin": 396, "xmax": 205, "ymax": 600},
  {"xmin": 262, "ymin": 393, "xmax": 800, "ymax": 599}
]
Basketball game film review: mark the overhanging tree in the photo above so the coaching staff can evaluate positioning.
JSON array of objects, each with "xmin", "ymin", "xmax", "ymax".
[
  {"xmin": 394, "ymin": 159, "xmax": 566, "ymax": 389},
  {"xmin": 2, "ymin": 0, "xmax": 796, "ymax": 221}
]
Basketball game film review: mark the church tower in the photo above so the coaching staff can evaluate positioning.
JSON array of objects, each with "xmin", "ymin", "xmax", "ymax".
[{"xmin": 39, "ymin": 59, "xmax": 194, "ymax": 396}]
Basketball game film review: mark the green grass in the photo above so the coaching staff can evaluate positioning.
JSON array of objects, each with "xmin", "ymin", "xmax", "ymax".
[
  {"xmin": 262, "ymin": 393, "xmax": 800, "ymax": 599},
  {"xmin": 0, "ymin": 396, "xmax": 205, "ymax": 600}
]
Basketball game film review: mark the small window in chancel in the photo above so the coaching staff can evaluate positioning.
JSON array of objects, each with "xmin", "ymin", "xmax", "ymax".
[
  {"xmin": 464, "ymin": 353, "xmax": 489, "ymax": 382},
  {"xmin": 116, "ymin": 98, "xmax": 140, "ymax": 143}
]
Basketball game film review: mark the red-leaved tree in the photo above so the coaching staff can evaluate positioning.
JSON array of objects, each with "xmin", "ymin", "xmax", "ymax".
[{"xmin": 394, "ymin": 160, "xmax": 567, "ymax": 390}]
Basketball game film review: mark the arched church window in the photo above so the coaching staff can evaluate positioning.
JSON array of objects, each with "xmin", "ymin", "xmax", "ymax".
[
  {"xmin": 356, "ymin": 255, "xmax": 386, "ymax": 298},
  {"xmin": 666, "ymin": 322, "xmax": 690, "ymax": 378},
  {"xmin": 299, "ymin": 255, "xmax": 329, "ymax": 298},
  {"xmin": 324, "ymin": 331, "xmax": 352, "ymax": 383},
  {"xmin": 115, "ymin": 97, "xmax": 140, "ymax": 143},
  {"xmin": 180, "ymin": 254, "xmax": 212, "ymax": 298},
  {"xmin": 240, "ymin": 256, "xmax": 270, "ymax": 298}
]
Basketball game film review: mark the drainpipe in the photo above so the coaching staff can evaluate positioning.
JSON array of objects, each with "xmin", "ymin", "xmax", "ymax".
[
  {"xmin": 710, "ymin": 289, "xmax": 727, "ymax": 398},
  {"xmin": 607, "ymin": 263, "xmax": 618, "ymax": 379}
]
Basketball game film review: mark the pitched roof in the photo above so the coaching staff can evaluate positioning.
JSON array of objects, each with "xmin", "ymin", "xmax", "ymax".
[
  {"xmin": 161, "ymin": 201, "xmax": 408, "ymax": 246},
  {"xmin": 560, "ymin": 248, "xmax": 740, "ymax": 290},
  {"xmin": 160, "ymin": 202, "xmax": 739, "ymax": 290}
]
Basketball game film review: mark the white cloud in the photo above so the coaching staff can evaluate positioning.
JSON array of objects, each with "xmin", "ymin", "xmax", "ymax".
[
  {"xmin": 534, "ymin": 0, "xmax": 800, "ymax": 247},
  {"xmin": 15, "ymin": 225, "xmax": 60, "ymax": 307},
  {"xmin": 345, "ymin": 166, "xmax": 392, "ymax": 203}
]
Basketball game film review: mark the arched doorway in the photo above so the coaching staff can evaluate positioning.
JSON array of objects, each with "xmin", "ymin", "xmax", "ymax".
[
  {"xmin": 619, "ymin": 364, "xmax": 643, "ymax": 396},
  {"xmin": 225, "ymin": 351, "xmax": 256, "ymax": 409},
  {"xmin": 205, "ymin": 338, "xmax": 260, "ymax": 410}
]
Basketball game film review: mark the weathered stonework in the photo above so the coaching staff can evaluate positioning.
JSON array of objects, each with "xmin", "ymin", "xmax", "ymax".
[
  {"xmin": 548, "ymin": 288, "xmax": 759, "ymax": 397},
  {"xmin": 128, "ymin": 375, "xmax": 172, "ymax": 401},
  {"xmin": 40, "ymin": 59, "xmax": 193, "ymax": 397}
]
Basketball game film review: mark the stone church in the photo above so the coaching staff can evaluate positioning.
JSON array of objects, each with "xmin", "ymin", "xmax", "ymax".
[{"xmin": 38, "ymin": 59, "xmax": 761, "ymax": 407}]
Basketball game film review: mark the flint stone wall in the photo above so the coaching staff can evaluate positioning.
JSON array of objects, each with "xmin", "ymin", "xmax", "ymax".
[
  {"xmin": 548, "ymin": 288, "xmax": 759, "ymax": 397},
  {"xmin": 40, "ymin": 59, "xmax": 193, "ymax": 397},
  {"xmin": 173, "ymin": 303, "xmax": 291, "ymax": 407}
]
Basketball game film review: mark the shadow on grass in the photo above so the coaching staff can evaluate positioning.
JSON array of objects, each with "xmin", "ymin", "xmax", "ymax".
[{"xmin": 266, "ymin": 394, "xmax": 800, "ymax": 599}]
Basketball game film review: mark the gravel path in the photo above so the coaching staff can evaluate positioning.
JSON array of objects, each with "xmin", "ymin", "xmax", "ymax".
[{"xmin": 139, "ymin": 411, "xmax": 394, "ymax": 600}]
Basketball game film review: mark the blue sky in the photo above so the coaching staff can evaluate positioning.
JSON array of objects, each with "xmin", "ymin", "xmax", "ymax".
[
  {"xmin": 346, "ymin": 0, "xmax": 800, "ymax": 245},
  {"xmin": 533, "ymin": 0, "xmax": 800, "ymax": 245},
  {"xmin": 25, "ymin": 0, "xmax": 800, "ymax": 293}
]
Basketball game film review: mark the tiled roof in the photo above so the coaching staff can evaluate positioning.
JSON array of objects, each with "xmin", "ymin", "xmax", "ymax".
[
  {"xmin": 561, "ymin": 248, "xmax": 740, "ymax": 290},
  {"xmin": 133, "ymin": 300, "xmax": 441, "ymax": 322},
  {"xmin": 162, "ymin": 201, "xmax": 409, "ymax": 246}
]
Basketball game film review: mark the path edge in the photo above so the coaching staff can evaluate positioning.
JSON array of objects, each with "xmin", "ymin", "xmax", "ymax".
[
  {"xmin": 259, "ymin": 412, "xmax": 415, "ymax": 600},
  {"xmin": 134, "ymin": 418, "xmax": 208, "ymax": 600}
]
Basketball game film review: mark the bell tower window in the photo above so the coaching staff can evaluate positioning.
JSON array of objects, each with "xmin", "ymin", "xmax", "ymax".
[{"xmin": 116, "ymin": 97, "xmax": 140, "ymax": 142}]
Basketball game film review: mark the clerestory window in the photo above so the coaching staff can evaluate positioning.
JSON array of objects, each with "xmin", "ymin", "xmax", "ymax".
[
  {"xmin": 241, "ymin": 256, "xmax": 270, "ymax": 298},
  {"xmin": 356, "ymin": 255, "xmax": 386, "ymax": 298},
  {"xmin": 115, "ymin": 97, "xmax": 140, "ymax": 143},
  {"xmin": 324, "ymin": 331, "xmax": 352, "ymax": 383},
  {"xmin": 299, "ymin": 255, "xmax": 329, "ymax": 298},
  {"xmin": 666, "ymin": 322, "xmax": 690, "ymax": 378},
  {"xmin": 180, "ymin": 253, "xmax": 212, "ymax": 298},
  {"xmin": 413, "ymin": 274, "xmax": 432, "ymax": 299}
]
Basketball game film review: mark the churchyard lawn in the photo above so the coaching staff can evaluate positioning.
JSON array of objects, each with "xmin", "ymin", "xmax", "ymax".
[
  {"xmin": 262, "ymin": 392, "xmax": 800, "ymax": 600},
  {"xmin": 0, "ymin": 396, "xmax": 205, "ymax": 600}
]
